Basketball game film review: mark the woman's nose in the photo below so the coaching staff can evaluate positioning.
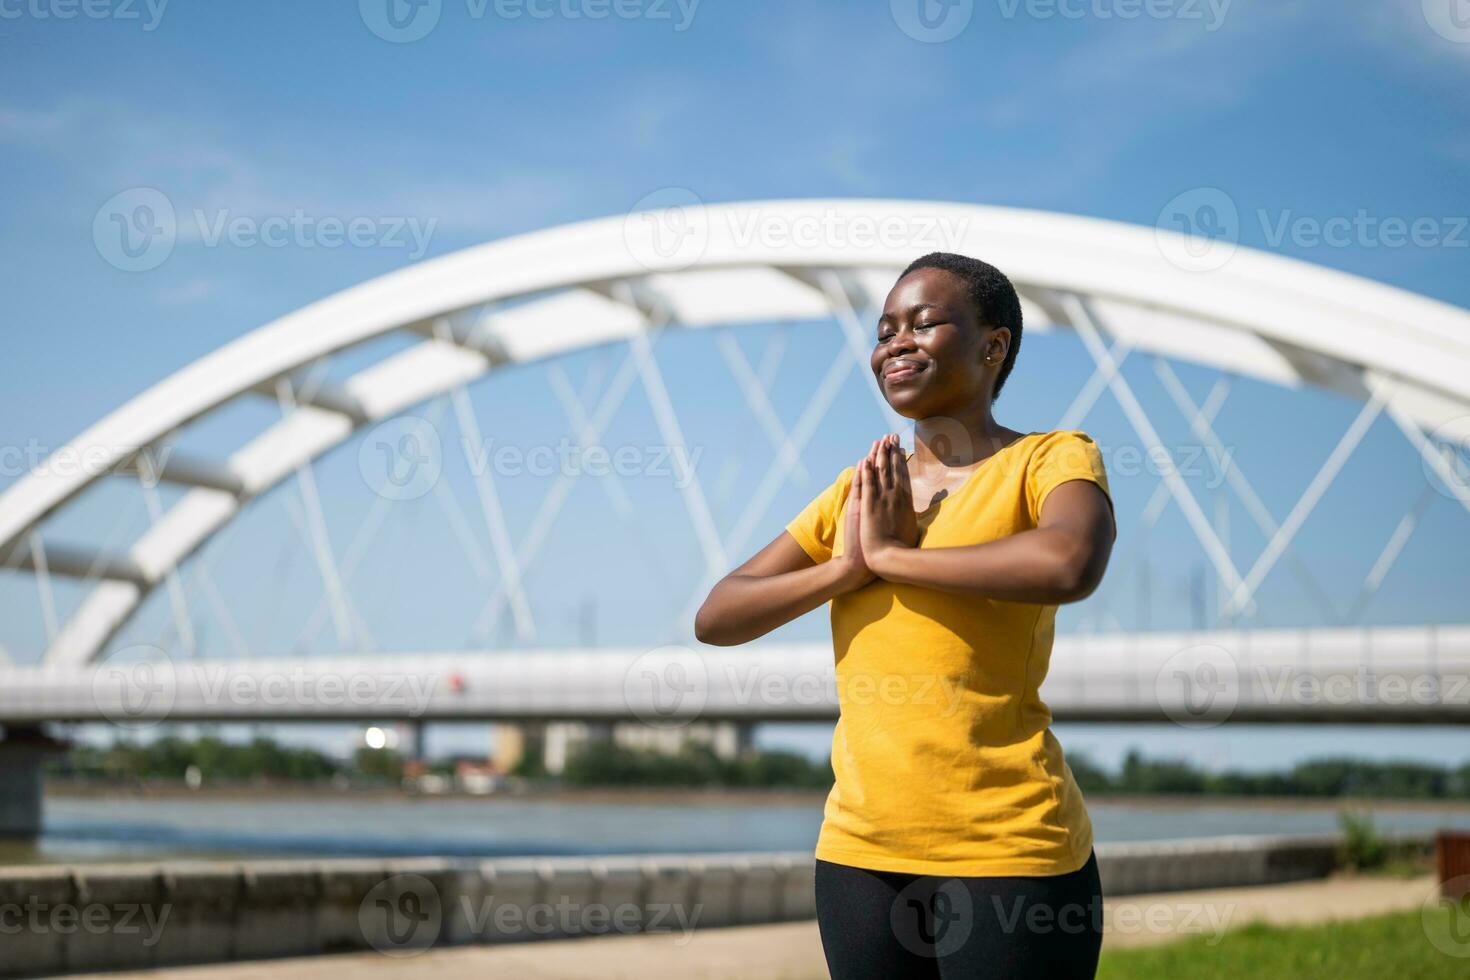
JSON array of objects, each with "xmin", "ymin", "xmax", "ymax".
[{"xmin": 889, "ymin": 327, "xmax": 918, "ymax": 352}]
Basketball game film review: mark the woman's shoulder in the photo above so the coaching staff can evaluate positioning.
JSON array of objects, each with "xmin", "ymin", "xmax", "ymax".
[
  {"xmin": 1023, "ymin": 429, "xmax": 1102, "ymax": 455},
  {"xmin": 820, "ymin": 462, "xmax": 856, "ymax": 486},
  {"xmin": 1029, "ymin": 428, "xmax": 1098, "ymax": 443},
  {"xmin": 809, "ymin": 463, "xmax": 856, "ymax": 505},
  {"xmin": 1017, "ymin": 430, "xmax": 1106, "ymax": 479}
]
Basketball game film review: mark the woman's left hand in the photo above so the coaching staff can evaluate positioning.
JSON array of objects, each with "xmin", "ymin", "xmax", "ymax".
[{"xmin": 859, "ymin": 433, "xmax": 919, "ymax": 570}]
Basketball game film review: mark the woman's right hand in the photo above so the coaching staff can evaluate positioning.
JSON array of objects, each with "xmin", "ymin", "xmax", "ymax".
[
  {"xmin": 832, "ymin": 453, "xmax": 876, "ymax": 593},
  {"xmin": 695, "ymin": 447, "xmax": 880, "ymax": 646}
]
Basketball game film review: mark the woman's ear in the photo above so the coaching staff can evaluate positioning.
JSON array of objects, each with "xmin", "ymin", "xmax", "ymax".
[{"xmin": 984, "ymin": 326, "xmax": 1011, "ymax": 365}]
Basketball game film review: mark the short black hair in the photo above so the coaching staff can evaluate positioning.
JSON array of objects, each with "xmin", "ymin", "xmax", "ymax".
[{"xmin": 898, "ymin": 252, "xmax": 1023, "ymax": 402}]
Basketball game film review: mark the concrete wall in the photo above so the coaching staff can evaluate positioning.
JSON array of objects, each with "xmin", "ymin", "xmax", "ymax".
[{"xmin": 0, "ymin": 834, "xmax": 1413, "ymax": 976}]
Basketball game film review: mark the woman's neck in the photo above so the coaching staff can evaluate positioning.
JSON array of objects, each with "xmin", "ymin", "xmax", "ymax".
[{"xmin": 911, "ymin": 407, "xmax": 1021, "ymax": 470}]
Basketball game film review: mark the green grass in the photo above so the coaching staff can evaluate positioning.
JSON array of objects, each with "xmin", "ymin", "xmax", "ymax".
[{"xmin": 1097, "ymin": 908, "xmax": 1470, "ymax": 980}]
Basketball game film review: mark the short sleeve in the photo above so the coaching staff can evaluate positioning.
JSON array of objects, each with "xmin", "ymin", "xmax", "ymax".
[
  {"xmin": 1026, "ymin": 431, "xmax": 1115, "ymax": 536},
  {"xmin": 784, "ymin": 465, "xmax": 854, "ymax": 564}
]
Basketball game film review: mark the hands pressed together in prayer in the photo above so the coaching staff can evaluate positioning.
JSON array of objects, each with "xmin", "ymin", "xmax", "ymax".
[{"xmin": 835, "ymin": 433, "xmax": 921, "ymax": 590}]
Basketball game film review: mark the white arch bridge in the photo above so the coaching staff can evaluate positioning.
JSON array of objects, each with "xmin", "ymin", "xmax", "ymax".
[{"xmin": 0, "ymin": 199, "xmax": 1468, "ymax": 730}]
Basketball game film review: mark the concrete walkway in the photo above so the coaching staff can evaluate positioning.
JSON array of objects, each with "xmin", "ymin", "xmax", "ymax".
[{"xmin": 77, "ymin": 873, "xmax": 1439, "ymax": 980}]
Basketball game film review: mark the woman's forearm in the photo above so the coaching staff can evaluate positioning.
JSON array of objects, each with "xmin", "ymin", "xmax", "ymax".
[
  {"xmin": 695, "ymin": 559, "xmax": 863, "ymax": 646},
  {"xmin": 867, "ymin": 528, "xmax": 1101, "ymax": 604}
]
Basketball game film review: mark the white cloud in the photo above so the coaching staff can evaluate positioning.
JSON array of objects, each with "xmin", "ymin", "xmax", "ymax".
[
  {"xmin": 0, "ymin": 102, "xmax": 92, "ymax": 139},
  {"xmin": 0, "ymin": 97, "xmax": 594, "ymax": 244}
]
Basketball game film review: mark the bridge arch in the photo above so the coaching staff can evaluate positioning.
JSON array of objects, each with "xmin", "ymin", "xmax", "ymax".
[{"xmin": 2, "ymin": 199, "xmax": 1468, "ymax": 665}]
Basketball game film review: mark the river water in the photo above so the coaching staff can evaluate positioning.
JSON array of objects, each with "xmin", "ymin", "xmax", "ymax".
[{"xmin": 5, "ymin": 793, "xmax": 1470, "ymax": 866}]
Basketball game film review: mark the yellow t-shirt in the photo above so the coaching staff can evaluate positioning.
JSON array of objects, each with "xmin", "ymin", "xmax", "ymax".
[{"xmin": 785, "ymin": 429, "xmax": 1114, "ymax": 877}]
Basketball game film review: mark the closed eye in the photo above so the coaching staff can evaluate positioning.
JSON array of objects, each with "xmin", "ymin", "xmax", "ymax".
[{"xmin": 879, "ymin": 321, "xmax": 943, "ymax": 342}]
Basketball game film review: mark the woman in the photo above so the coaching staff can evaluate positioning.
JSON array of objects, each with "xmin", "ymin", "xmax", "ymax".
[{"xmin": 694, "ymin": 252, "xmax": 1116, "ymax": 978}]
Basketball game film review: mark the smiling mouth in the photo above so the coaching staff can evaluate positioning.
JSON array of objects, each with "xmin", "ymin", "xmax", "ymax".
[{"xmin": 884, "ymin": 360, "xmax": 926, "ymax": 382}]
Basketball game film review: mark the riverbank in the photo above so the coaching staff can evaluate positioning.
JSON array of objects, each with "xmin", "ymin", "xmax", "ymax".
[
  {"xmin": 3, "ymin": 834, "xmax": 1412, "ymax": 975},
  {"xmin": 60, "ymin": 871, "xmax": 1443, "ymax": 980}
]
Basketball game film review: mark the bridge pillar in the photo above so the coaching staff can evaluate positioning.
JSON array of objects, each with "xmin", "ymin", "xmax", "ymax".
[
  {"xmin": 0, "ymin": 727, "xmax": 65, "ymax": 839},
  {"xmin": 404, "ymin": 720, "xmax": 427, "ymax": 764},
  {"xmin": 712, "ymin": 721, "xmax": 754, "ymax": 761}
]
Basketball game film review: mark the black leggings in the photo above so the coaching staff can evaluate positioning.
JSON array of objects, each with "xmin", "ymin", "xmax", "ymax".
[{"xmin": 814, "ymin": 851, "xmax": 1104, "ymax": 979}]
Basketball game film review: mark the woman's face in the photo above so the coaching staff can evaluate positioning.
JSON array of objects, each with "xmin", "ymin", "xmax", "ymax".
[{"xmin": 871, "ymin": 267, "xmax": 1009, "ymax": 419}]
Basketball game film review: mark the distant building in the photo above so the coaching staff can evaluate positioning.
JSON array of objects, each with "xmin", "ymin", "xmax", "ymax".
[{"xmin": 493, "ymin": 721, "xmax": 753, "ymax": 776}]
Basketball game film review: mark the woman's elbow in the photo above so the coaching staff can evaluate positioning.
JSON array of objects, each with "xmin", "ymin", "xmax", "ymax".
[
  {"xmin": 1052, "ymin": 543, "xmax": 1107, "ymax": 604},
  {"xmin": 693, "ymin": 596, "xmax": 737, "ymax": 646},
  {"xmin": 1058, "ymin": 567, "xmax": 1103, "ymax": 603},
  {"xmin": 695, "ymin": 620, "xmax": 744, "ymax": 647},
  {"xmin": 693, "ymin": 611, "xmax": 721, "ymax": 646}
]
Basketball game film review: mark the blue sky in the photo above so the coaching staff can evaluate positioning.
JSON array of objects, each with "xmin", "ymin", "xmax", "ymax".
[{"xmin": 1, "ymin": 1, "xmax": 1468, "ymax": 769}]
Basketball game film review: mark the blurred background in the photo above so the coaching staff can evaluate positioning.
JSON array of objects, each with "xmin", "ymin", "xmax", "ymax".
[{"xmin": 1, "ymin": 1, "xmax": 1468, "ymax": 976}]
